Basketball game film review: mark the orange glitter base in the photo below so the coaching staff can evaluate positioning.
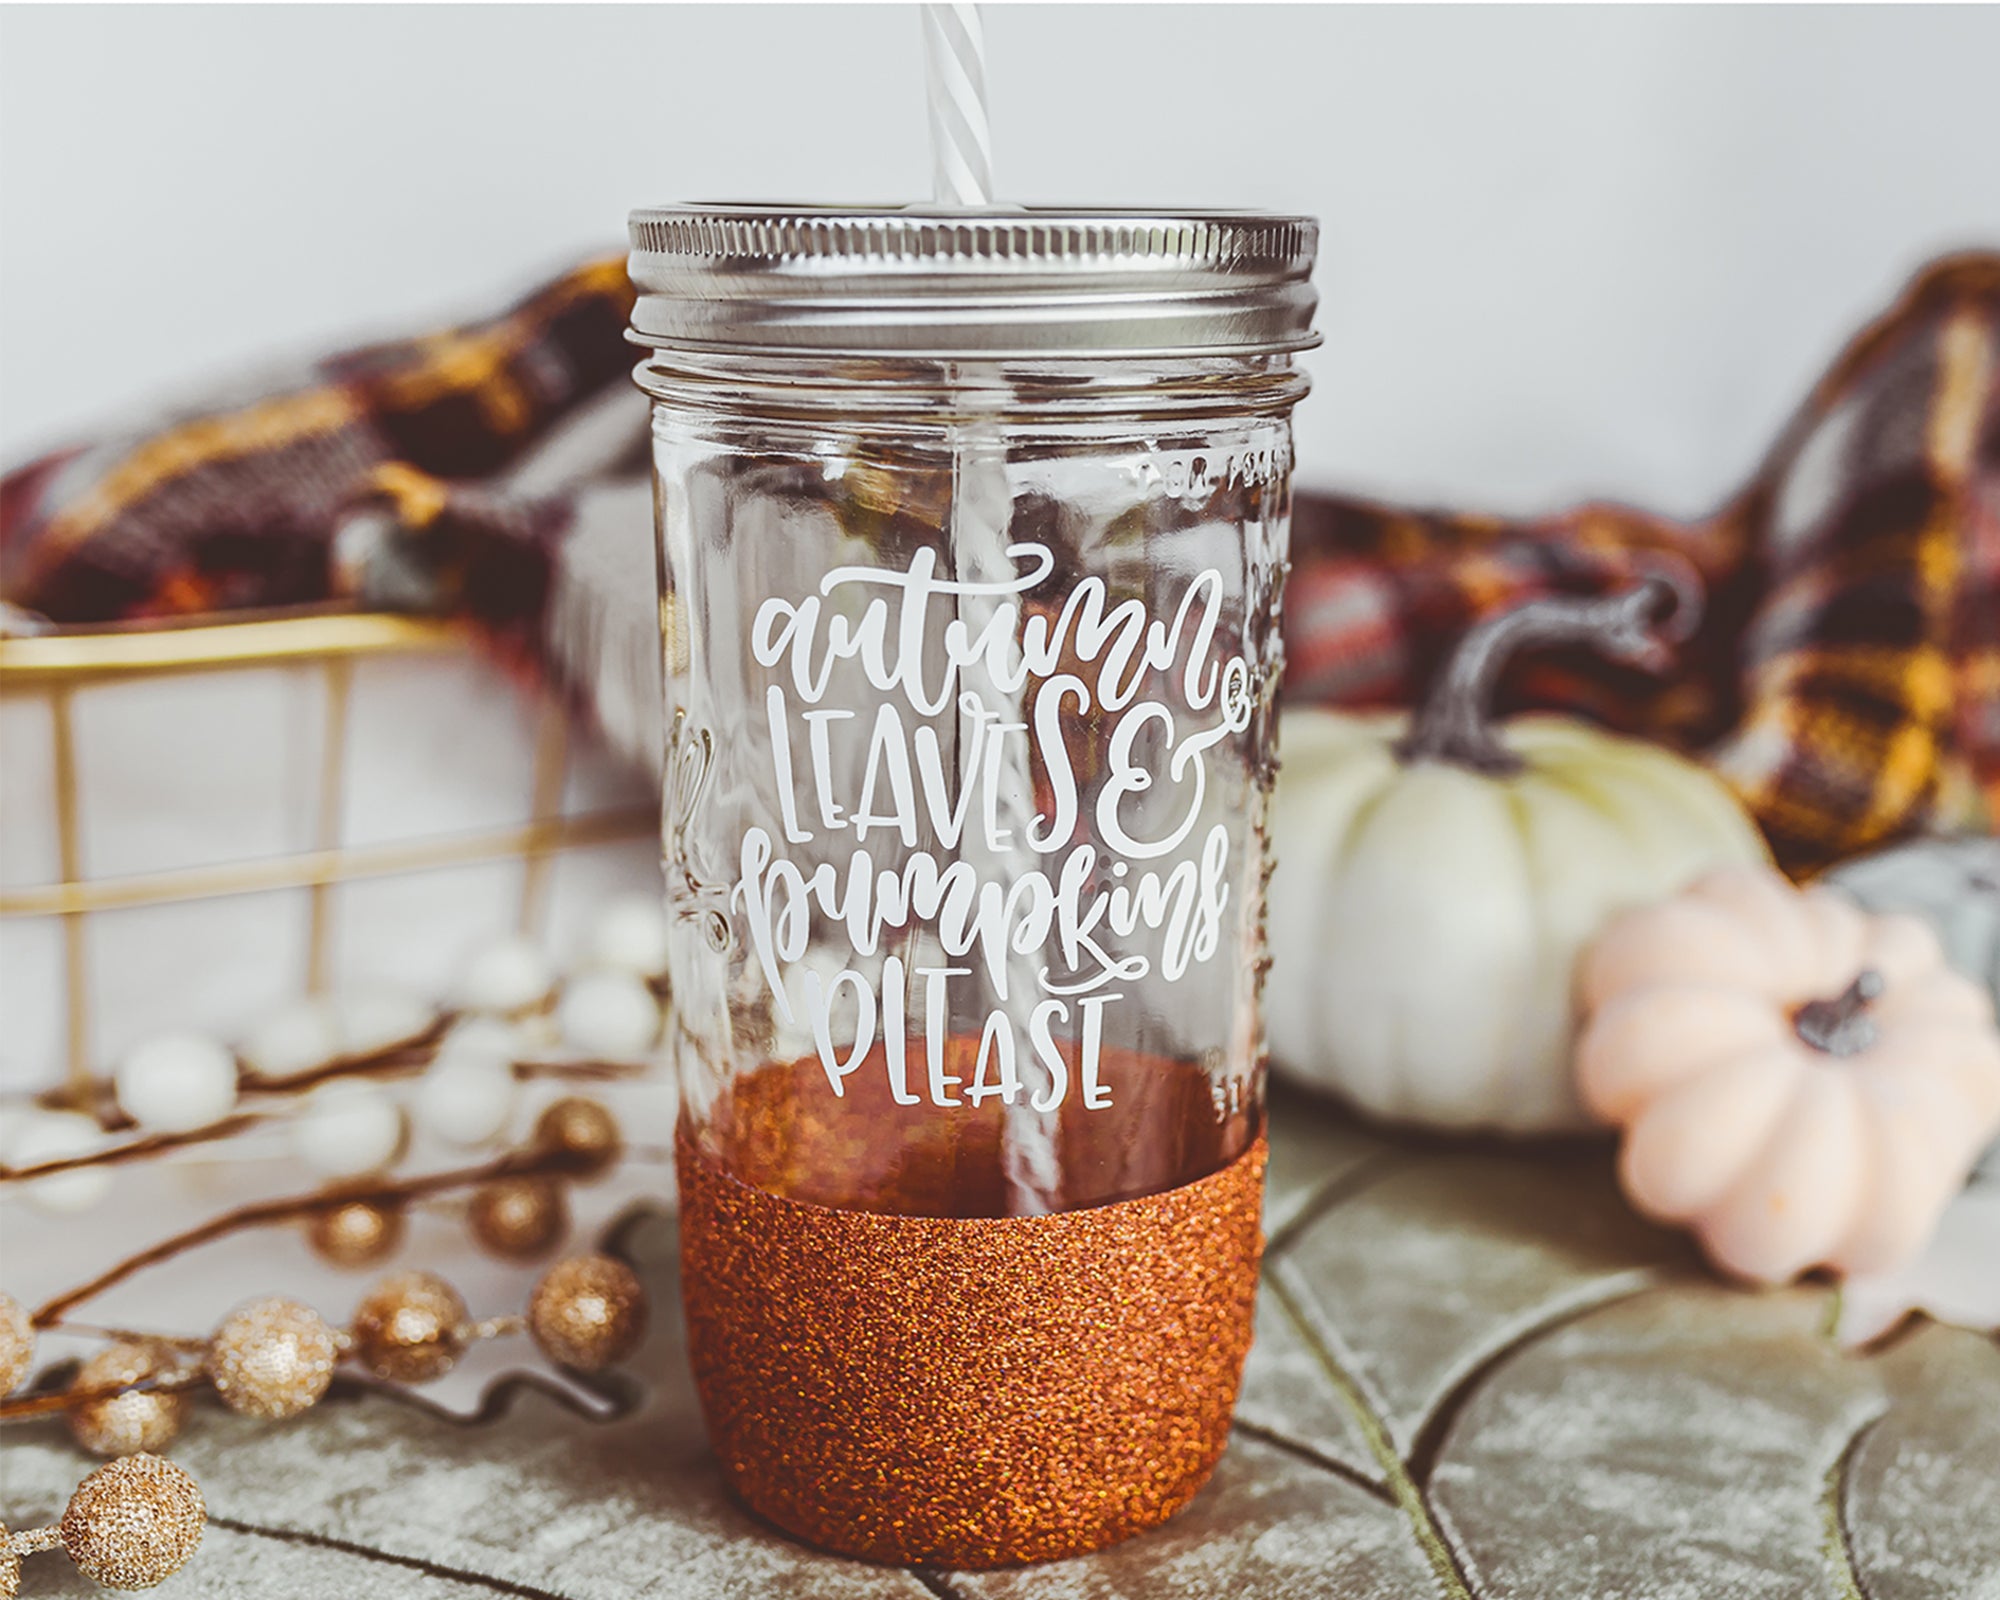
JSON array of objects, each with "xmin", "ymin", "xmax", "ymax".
[{"xmin": 677, "ymin": 1122, "xmax": 1268, "ymax": 1568}]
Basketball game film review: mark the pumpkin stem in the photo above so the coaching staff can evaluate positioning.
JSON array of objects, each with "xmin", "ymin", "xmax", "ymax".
[
  {"xmin": 1394, "ymin": 575, "xmax": 1697, "ymax": 775},
  {"xmin": 1793, "ymin": 968, "xmax": 1885, "ymax": 1057}
]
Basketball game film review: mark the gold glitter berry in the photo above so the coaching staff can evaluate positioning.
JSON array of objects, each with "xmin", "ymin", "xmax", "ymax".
[
  {"xmin": 676, "ymin": 1124, "xmax": 1268, "ymax": 1567},
  {"xmin": 69, "ymin": 1343, "xmax": 189, "ymax": 1459},
  {"xmin": 468, "ymin": 1175, "xmax": 570, "ymax": 1262},
  {"xmin": 531, "ymin": 1097, "xmax": 622, "ymax": 1180},
  {"xmin": 60, "ymin": 1453, "xmax": 205, "ymax": 1590},
  {"xmin": 350, "ymin": 1271, "xmax": 466, "ymax": 1383},
  {"xmin": 527, "ymin": 1254, "xmax": 646, "ymax": 1372},
  {"xmin": 0, "ymin": 1292, "xmax": 33, "ymax": 1396},
  {"xmin": 306, "ymin": 1197, "xmax": 406, "ymax": 1269},
  {"xmin": 207, "ymin": 1297, "xmax": 339, "ymax": 1420}
]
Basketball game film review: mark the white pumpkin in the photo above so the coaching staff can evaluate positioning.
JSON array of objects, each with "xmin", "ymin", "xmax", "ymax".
[{"xmin": 1266, "ymin": 582, "xmax": 1770, "ymax": 1133}]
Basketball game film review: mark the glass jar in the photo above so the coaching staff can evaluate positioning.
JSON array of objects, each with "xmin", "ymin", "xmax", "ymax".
[{"xmin": 631, "ymin": 205, "xmax": 1319, "ymax": 1565}]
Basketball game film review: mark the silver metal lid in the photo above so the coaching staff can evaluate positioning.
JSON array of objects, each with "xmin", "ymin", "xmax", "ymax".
[{"xmin": 626, "ymin": 204, "xmax": 1320, "ymax": 360}]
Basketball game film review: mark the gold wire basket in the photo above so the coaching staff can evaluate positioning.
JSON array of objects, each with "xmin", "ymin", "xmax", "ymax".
[{"xmin": 0, "ymin": 609, "xmax": 658, "ymax": 1104}]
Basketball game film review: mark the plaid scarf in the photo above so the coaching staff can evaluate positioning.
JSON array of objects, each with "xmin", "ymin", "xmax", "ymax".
[{"xmin": 4, "ymin": 252, "xmax": 1995, "ymax": 876}]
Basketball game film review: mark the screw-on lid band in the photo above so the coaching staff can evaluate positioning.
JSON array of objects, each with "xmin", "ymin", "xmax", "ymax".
[{"xmin": 626, "ymin": 204, "xmax": 1321, "ymax": 360}]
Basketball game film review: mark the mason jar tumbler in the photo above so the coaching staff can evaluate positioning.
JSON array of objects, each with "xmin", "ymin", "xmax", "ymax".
[{"xmin": 630, "ymin": 205, "xmax": 1319, "ymax": 1566}]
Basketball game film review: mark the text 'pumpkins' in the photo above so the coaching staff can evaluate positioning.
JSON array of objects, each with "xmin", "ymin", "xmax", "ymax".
[{"xmin": 1267, "ymin": 581, "xmax": 1769, "ymax": 1133}]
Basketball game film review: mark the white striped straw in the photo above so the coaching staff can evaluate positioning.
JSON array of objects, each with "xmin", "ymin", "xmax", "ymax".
[
  {"xmin": 922, "ymin": 6, "xmax": 1057, "ymax": 1212},
  {"xmin": 922, "ymin": 3, "xmax": 993, "ymax": 208}
]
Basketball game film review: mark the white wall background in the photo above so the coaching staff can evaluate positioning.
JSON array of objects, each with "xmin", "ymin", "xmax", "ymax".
[{"xmin": 2, "ymin": 3, "xmax": 1996, "ymax": 518}]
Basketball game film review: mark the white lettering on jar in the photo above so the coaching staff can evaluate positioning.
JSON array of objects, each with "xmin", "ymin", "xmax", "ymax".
[{"xmin": 733, "ymin": 541, "xmax": 1246, "ymax": 1109}]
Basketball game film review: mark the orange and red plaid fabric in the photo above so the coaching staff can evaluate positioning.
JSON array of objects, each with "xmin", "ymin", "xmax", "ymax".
[
  {"xmin": 3, "ymin": 252, "xmax": 1995, "ymax": 876},
  {"xmin": 1283, "ymin": 254, "xmax": 2000, "ymax": 872},
  {"xmin": 0, "ymin": 257, "xmax": 638, "ymax": 638}
]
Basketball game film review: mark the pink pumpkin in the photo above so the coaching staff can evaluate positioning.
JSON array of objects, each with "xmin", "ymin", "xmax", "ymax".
[{"xmin": 1576, "ymin": 865, "xmax": 2000, "ymax": 1284}]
